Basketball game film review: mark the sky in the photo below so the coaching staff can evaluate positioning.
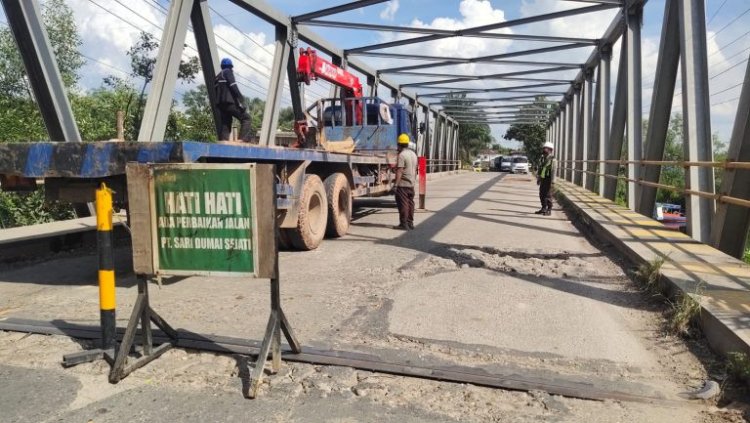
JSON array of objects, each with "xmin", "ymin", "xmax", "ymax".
[{"xmin": 1, "ymin": 0, "xmax": 748, "ymax": 149}]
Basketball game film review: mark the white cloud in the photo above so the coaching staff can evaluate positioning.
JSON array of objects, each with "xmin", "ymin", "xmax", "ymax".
[{"xmin": 379, "ymin": 0, "xmax": 399, "ymax": 21}]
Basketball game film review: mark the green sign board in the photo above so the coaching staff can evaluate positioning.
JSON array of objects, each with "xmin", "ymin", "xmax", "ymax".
[
  {"xmin": 154, "ymin": 167, "xmax": 255, "ymax": 274},
  {"xmin": 127, "ymin": 163, "xmax": 276, "ymax": 279}
]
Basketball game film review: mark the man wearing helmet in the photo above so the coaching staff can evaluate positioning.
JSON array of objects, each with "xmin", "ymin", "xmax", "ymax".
[
  {"xmin": 392, "ymin": 133, "xmax": 418, "ymax": 230},
  {"xmin": 536, "ymin": 142, "xmax": 556, "ymax": 216},
  {"xmin": 215, "ymin": 58, "xmax": 253, "ymax": 142}
]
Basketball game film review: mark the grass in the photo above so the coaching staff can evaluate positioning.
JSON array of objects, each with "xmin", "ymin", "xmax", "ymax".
[
  {"xmin": 667, "ymin": 283, "xmax": 703, "ymax": 337},
  {"xmin": 727, "ymin": 352, "xmax": 750, "ymax": 384},
  {"xmin": 634, "ymin": 256, "xmax": 666, "ymax": 295},
  {"xmin": 743, "ymin": 248, "xmax": 750, "ymax": 265}
]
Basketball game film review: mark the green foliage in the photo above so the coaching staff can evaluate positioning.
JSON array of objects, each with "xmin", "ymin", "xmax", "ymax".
[
  {"xmin": 668, "ymin": 286, "xmax": 702, "ymax": 337},
  {"xmin": 437, "ymin": 94, "xmax": 494, "ymax": 163},
  {"xmin": 180, "ymin": 85, "xmax": 217, "ymax": 141},
  {"xmin": 0, "ymin": 189, "xmax": 75, "ymax": 228},
  {"xmin": 502, "ymin": 98, "xmax": 553, "ymax": 166},
  {"xmin": 727, "ymin": 352, "xmax": 750, "ymax": 383},
  {"xmin": 635, "ymin": 256, "xmax": 665, "ymax": 295}
]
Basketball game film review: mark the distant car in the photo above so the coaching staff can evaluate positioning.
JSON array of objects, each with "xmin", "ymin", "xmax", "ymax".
[
  {"xmin": 491, "ymin": 156, "xmax": 504, "ymax": 172},
  {"xmin": 511, "ymin": 156, "xmax": 529, "ymax": 174},
  {"xmin": 500, "ymin": 157, "xmax": 513, "ymax": 172},
  {"xmin": 654, "ymin": 203, "xmax": 687, "ymax": 231}
]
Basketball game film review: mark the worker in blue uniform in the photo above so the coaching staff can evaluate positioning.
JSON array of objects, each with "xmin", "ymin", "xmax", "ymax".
[{"xmin": 215, "ymin": 58, "xmax": 253, "ymax": 142}]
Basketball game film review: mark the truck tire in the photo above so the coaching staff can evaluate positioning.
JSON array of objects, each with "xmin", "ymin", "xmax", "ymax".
[
  {"xmin": 289, "ymin": 174, "xmax": 328, "ymax": 251},
  {"xmin": 324, "ymin": 173, "xmax": 352, "ymax": 238}
]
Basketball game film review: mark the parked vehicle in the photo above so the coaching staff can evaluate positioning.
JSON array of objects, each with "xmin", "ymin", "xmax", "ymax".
[
  {"xmin": 654, "ymin": 203, "xmax": 687, "ymax": 231},
  {"xmin": 0, "ymin": 48, "xmax": 426, "ymax": 252},
  {"xmin": 511, "ymin": 156, "xmax": 529, "ymax": 174},
  {"xmin": 500, "ymin": 157, "xmax": 513, "ymax": 172},
  {"xmin": 491, "ymin": 156, "xmax": 504, "ymax": 172}
]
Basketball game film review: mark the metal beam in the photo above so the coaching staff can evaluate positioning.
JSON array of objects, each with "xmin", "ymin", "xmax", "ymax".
[
  {"xmin": 626, "ymin": 6, "xmax": 643, "ymax": 210},
  {"xmin": 138, "ymin": 0, "xmax": 192, "ymax": 142},
  {"xmin": 305, "ymin": 19, "xmax": 598, "ymax": 44},
  {"xmin": 603, "ymin": 39, "xmax": 628, "ymax": 200},
  {"xmin": 361, "ymin": 53, "xmax": 581, "ymax": 68},
  {"xmin": 570, "ymin": 84, "xmax": 583, "ymax": 185},
  {"xmin": 1, "ymin": 0, "xmax": 81, "ymax": 142},
  {"xmin": 259, "ymin": 24, "xmax": 291, "ymax": 147},
  {"xmin": 399, "ymin": 66, "xmax": 577, "ymax": 87},
  {"xmin": 710, "ymin": 55, "xmax": 750, "ymax": 258},
  {"xmin": 417, "ymin": 87, "xmax": 566, "ymax": 97},
  {"xmin": 581, "ymin": 71, "xmax": 593, "ymax": 188},
  {"xmin": 588, "ymin": 67, "xmax": 600, "ymax": 192},
  {"xmin": 379, "ymin": 43, "xmax": 590, "ymax": 74},
  {"xmin": 345, "ymin": 4, "xmax": 617, "ymax": 53},
  {"xmin": 679, "ymin": 0, "xmax": 715, "ymax": 242},
  {"xmin": 191, "ymin": 0, "xmax": 222, "ymax": 140},
  {"xmin": 392, "ymin": 72, "xmax": 573, "ymax": 84},
  {"xmin": 292, "ymin": 0, "xmax": 389, "ymax": 23},
  {"xmin": 597, "ymin": 48, "xmax": 611, "ymax": 196},
  {"xmin": 566, "ymin": 99, "xmax": 574, "ymax": 181},
  {"xmin": 637, "ymin": 0, "xmax": 680, "ymax": 216}
]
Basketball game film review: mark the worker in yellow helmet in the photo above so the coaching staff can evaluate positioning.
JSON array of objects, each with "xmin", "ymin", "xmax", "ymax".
[{"xmin": 392, "ymin": 133, "xmax": 418, "ymax": 230}]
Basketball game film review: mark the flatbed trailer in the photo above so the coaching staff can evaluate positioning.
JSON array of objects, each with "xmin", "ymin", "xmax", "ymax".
[{"xmin": 0, "ymin": 141, "xmax": 398, "ymax": 250}]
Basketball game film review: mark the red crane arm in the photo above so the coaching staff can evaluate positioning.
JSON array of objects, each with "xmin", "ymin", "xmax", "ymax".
[{"xmin": 297, "ymin": 47, "xmax": 363, "ymax": 98}]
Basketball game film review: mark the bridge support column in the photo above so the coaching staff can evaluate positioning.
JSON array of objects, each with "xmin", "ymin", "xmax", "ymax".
[
  {"xmin": 711, "ymin": 56, "xmax": 750, "ymax": 258},
  {"xmin": 604, "ymin": 41, "xmax": 628, "ymax": 201},
  {"xmin": 626, "ymin": 5, "xmax": 643, "ymax": 211},
  {"xmin": 597, "ymin": 48, "xmax": 611, "ymax": 197},
  {"xmin": 260, "ymin": 24, "xmax": 293, "ymax": 147},
  {"xmin": 138, "ymin": 0, "xmax": 192, "ymax": 142},
  {"xmin": 638, "ymin": 0, "xmax": 680, "ymax": 217},
  {"xmin": 679, "ymin": 0, "xmax": 715, "ymax": 242},
  {"xmin": 571, "ymin": 87, "xmax": 581, "ymax": 184},
  {"xmin": 582, "ymin": 71, "xmax": 594, "ymax": 189}
]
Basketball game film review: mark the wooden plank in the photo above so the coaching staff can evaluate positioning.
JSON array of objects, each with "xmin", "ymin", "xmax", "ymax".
[
  {"xmin": 0, "ymin": 317, "xmax": 677, "ymax": 405},
  {"xmin": 126, "ymin": 164, "xmax": 154, "ymax": 275},
  {"xmin": 254, "ymin": 164, "xmax": 276, "ymax": 279}
]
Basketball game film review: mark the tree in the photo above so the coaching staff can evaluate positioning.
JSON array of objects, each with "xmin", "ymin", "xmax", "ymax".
[
  {"xmin": 126, "ymin": 32, "xmax": 200, "ymax": 138},
  {"xmin": 0, "ymin": 0, "xmax": 84, "ymax": 142},
  {"xmin": 503, "ymin": 97, "xmax": 554, "ymax": 166},
  {"xmin": 180, "ymin": 85, "xmax": 217, "ymax": 141},
  {"xmin": 439, "ymin": 94, "xmax": 493, "ymax": 163}
]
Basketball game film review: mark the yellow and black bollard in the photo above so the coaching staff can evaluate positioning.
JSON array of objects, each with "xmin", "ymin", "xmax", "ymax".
[
  {"xmin": 62, "ymin": 183, "xmax": 118, "ymax": 367},
  {"xmin": 96, "ymin": 183, "xmax": 116, "ymax": 351}
]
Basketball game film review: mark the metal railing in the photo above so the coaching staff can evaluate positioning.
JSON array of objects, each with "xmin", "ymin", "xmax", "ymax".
[
  {"xmin": 426, "ymin": 159, "xmax": 461, "ymax": 173},
  {"xmin": 559, "ymin": 159, "xmax": 750, "ymax": 209}
]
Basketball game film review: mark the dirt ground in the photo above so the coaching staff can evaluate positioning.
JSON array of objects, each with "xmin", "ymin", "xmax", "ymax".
[{"xmin": 0, "ymin": 172, "xmax": 747, "ymax": 422}]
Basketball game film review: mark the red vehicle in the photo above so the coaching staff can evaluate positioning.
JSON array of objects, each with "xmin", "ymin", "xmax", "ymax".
[{"xmin": 654, "ymin": 203, "xmax": 687, "ymax": 231}]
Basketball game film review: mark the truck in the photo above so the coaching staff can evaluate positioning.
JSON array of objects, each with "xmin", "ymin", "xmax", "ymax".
[{"xmin": 0, "ymin": 48, "xmax": 420, "ymax": 251}]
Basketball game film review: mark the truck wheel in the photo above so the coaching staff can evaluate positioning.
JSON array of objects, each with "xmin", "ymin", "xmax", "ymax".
[
  {"xmin": 324, "ymin": 173, "xmax": 352, "ymax": 238},
  {"xmin": 289, "ymin": 174, "xmax": 328, "ymax": 251}
]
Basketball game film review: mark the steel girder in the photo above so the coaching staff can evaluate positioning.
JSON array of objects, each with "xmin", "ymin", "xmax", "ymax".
[
  {"xmin": 595, "ymin": 49, "xmax": 611, "ymax": 195},
  {"xmin": 380, "ymin": 43, "xmax": 591, "ymax": 74},
  {"xmin": 399, "ymin": 67, "xmax": 578, "ymax": 88},
  {"xmin": 602, "ymin": 37, "xmax": 628, "ymax": 201},
  {"xmin": 710, "ymin": 57, "xmax": 750, "ymax": 258},
  {"xmin": 637, "ymin": 0, "xmax": 680, "ymax": 216},
  {"xmin": 626, "ymin": 6, "xmax": 643, "ymax": 210},
  {"xmin": 138, "ymin": 0, "xmax": 193, "ymax": 142},
  {"xmin": 581, "ymin": 71, "xmax": 594, "ymax": 188},
  {"xmin": 679, "ymin": 0, "xmax": 715, "ymax": 242},
  {"xmin": 292, "ymin": 0, "xmax": 389, "ymax": 23},
  {"xmin": 345, "ymin": 4, "xmax": 617, "ymax": 54},
  {"xmin": 303, "ymin": 20, "xmax": 598, "ymax": 45}
]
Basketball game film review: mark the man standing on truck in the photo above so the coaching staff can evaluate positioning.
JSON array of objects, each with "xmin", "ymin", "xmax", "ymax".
[
  {"xmin": 393, "ymin": 133, "xmax": 418, "ymax": 230},
  {"xmin": 536, "ymin": 142, "xmax": 556, "ymax": 216},
  {"xmin": 215, "ymin": 58, "xmax": 253, "ymax": 142}
]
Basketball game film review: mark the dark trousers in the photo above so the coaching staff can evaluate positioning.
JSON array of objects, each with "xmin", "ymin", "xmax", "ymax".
[
  {"xmin": 539, "ymin": 178, "xmax": 553, "ymax": 211},
  {"xmin": 218, "ymin": 104, "xmax": 252, "ymax": 141},
  {"xmin": 395, "ymin": 186, "xmax": 415, "ymax": 227}
]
